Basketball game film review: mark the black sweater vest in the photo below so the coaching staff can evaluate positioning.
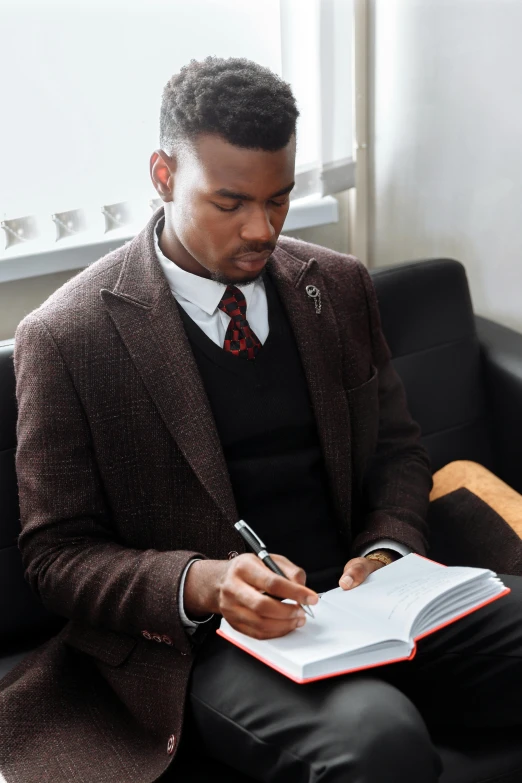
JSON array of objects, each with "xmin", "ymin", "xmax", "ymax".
[{"xmin": 177, "ymin": 271, "xmax": 348, "ymax": 592}]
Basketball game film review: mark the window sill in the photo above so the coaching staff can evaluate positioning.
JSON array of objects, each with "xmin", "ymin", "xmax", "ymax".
[{"xmin": 0, "ymin": 195, "xmax": 338, "ymax": 284}]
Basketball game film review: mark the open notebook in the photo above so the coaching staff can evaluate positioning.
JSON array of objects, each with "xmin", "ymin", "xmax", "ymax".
[{"xmin": 217, "ymin": 554, "xmax": 510, "ymax": 684}]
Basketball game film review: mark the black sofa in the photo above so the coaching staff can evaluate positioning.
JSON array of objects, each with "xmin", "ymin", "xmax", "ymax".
[{"xmin": 2, "ymin": 258, "xmax": 522, "ymax": 782}]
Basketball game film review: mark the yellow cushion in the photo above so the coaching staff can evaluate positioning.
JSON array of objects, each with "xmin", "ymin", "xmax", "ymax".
[{"xmin": 431, "ymin": 461, "xmax": 522, "ymax": 539}]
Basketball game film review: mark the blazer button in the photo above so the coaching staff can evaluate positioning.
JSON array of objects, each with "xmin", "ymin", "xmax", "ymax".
[
  {"xmin": 152, "ymin": 634, "xmax": 162, "ymax": 643},
  {"xmin": 161, "ymin": 634, "xmax": 173, "ymax": 645},
  {"xmin": 142, "ymin": 630, "xmax": 152, "ymax": 640},
  {"xmin": 167, "ymin": 734, "xmax": 176, "ymax": 755},
  {"xmin": 228, "ymin": 551, "xmax": 239, "ymax": 559}
]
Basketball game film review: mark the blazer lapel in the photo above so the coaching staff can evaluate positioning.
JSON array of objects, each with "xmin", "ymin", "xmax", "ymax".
[
  {"xmin": 100, "ymin": 207, "xmax": 238, "ymax": 525},
  {"xmin": 267, "ymin": 247, "xmax": 353, "ymax": 535}
]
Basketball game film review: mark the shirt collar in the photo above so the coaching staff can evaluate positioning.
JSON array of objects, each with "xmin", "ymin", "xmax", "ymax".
[{"xmin": 153, "ymin": 214, "xmax": 258, "ymax": 315}]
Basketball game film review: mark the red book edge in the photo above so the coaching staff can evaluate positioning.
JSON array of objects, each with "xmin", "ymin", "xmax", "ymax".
[{"xmin": 216, "ymin": 585, "xmax": 511, "ymax": 685}]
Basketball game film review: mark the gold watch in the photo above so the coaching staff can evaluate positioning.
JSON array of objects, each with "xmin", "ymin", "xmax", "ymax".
[{"xmin": 364, "ymin": 550, "xmax": 396, "ymax": 567}]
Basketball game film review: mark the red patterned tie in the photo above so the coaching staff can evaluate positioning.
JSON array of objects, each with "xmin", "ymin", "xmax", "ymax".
[{"xmin": 217, "ymin": 285, "xmax": 262, "ymax": 360}]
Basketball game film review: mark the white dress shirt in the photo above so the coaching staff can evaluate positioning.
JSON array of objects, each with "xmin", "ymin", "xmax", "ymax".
[
  {"xmin": 153, "ymin": 216, "xmax": 411, "ymax": 633},
  {"xmin": 155, "ymin": 216, "xmax": 269, "ymax": 347}
]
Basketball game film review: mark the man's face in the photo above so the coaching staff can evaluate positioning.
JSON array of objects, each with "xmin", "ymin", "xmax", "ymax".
[{"xmin": 151, "ymin": 133, "xmax": 296, "ymax": 285}]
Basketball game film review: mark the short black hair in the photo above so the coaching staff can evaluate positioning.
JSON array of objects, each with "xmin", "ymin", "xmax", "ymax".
[{"xmin": 159, "ymin": 56, "xmax": 299, "ymax": 154}]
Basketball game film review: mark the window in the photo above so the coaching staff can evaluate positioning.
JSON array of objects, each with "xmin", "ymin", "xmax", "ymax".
[{"xmin": 0, "ymin": 0, "xmax": 354, "ymax": 254}]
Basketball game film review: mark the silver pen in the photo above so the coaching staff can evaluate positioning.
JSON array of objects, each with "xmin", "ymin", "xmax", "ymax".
[{"xmin": 234, "ymin": 519, "xmax": 315, "ymax": 618}]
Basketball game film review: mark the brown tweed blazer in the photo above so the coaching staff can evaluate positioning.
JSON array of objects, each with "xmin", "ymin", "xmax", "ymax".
[{"xmin": 0, "ymin": 206, "xmax": 432, "ymax": 782}]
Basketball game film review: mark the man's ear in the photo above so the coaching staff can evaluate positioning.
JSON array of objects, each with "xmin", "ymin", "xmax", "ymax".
[{"xmin": 150, "ymin": 149, "xmax": 176, "ymax": 201}]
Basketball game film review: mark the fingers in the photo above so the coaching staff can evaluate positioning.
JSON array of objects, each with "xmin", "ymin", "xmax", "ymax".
[
  {"xmin": 227, "ymin": 580, "xmax": 308, "ymax": 621},
  {"xmin": 229, "ymin": 604, "xmax": 308, "ymax": 640},
  {"xmin": 269, "ymin": 554, "xmax": 308, "ymax": 586},
  {"xmin": 234, "ymin": 553, "xmax": 317, "ymax": 606},
  {"xmin": 339, "ymin": 557, "xmax": 385, "ymax": 590},
  {"xmin": 219, "ymin": 553, "xmax": 317, "ymax": 640}
]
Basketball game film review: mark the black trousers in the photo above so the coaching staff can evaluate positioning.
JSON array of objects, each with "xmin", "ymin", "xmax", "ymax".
[{"xmin": 185, "ymin": 574, "xmax": 522, "ymax": 783}]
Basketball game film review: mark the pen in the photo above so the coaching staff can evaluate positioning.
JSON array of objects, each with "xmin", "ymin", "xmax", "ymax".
[{"xmin": 234, "ymin": 519, "xmax": 315, "ymax": 619}]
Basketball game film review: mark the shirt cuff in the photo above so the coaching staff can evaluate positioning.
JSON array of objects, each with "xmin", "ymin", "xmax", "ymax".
[
  {"xmin": 358, "ymin": 538, "xmax": 412, "ymax": 559},
  {"xmin": 179, "ymin": 558, "xmax": 215, "ymax": 634}
]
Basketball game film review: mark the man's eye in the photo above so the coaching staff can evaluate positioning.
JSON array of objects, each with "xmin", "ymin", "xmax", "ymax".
[
  {"xmin": 214, "ymin": 199, "xmax": 288, "ymax": 213},
  {"xmin": 214, "ymin": 203, "xmax": 240, "ymax": 212}
]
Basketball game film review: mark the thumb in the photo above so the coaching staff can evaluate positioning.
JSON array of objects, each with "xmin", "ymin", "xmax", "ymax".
[{"xmin": 339, "ymin": 557, "xmax": 385, "ymax": 590}]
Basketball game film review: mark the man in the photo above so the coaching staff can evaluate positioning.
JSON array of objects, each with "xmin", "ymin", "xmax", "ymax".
[{"xmin": 1, "ymin": 56, "xmax": 522, "ymax": 783}]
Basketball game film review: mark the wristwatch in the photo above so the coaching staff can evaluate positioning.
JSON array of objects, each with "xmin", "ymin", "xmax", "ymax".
[{"xmin": 364, "ymin": 550, "xmax": 398, "ymax": 567}]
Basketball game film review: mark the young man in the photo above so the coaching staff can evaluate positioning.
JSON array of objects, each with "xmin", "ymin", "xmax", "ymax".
[{"xmin": 2, "ymin": 57, "xmax": 522, "ymax": 783}]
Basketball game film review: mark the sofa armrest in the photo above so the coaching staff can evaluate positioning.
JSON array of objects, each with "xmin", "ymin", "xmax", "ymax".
[{"xmin": 475, "ymin": 315, "xmax": 522, "ymax": 493}]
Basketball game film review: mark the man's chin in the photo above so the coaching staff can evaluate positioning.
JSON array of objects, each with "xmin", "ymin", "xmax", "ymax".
[{"xmin": 210, "ymin": 268, "xmax": 266, "ymax": 287}]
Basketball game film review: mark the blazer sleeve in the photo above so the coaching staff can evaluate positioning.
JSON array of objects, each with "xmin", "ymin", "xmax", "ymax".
[
  {"xmin": 14, "ymin": 312, "xmax": 208, "ymax": 655},
  {"xmin": 349, "ymin": 263, "xmax": 433, "ymax": 558}
]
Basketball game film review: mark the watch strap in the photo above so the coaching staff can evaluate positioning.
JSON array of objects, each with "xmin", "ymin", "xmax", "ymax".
[{"xmin": 364, "ymin": 551, "xmax": 395, "ymax": 567}]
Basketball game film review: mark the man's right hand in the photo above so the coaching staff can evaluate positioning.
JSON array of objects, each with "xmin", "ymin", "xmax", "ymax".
[{"xmin": 184, "ymin": 554, "xmax": 319, "ymax": 640}]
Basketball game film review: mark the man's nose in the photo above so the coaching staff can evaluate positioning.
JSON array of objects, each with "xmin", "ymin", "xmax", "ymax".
[{"xmin": 240, "ymin": 206, "xmax": 276, "ymax": 244}]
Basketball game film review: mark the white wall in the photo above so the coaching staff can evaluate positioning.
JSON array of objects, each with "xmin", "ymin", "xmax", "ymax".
[{"xmin": 369, "ymin": 0, "xmax": 522, "ymax": 333}]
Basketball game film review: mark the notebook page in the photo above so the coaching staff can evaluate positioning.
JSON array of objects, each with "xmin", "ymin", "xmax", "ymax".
[
  {"xmin": 269, "ymin": 596, "xmax": 400, "ymax": 666},
  {"xmin": 220, "ymin": 593, "xmax": 403, "ymax": 674},
  {"xmin": 411, "ymin": 576, "xmax": 505, "ymax": 637},
  {"xmin": 321, "ymin": 554, "xmax": 493, "ymax": 639}
]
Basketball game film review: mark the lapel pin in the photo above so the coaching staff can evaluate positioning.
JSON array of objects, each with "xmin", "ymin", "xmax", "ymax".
[{"xmin": 306, "ymin": 284, "xmax": 322, "ymax": 314}]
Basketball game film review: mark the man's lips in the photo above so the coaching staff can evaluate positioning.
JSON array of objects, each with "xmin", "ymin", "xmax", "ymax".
[
  {"xmin": 234, "ymin": 249, "xmax": 273, "ymax": 263},
  {"xmin": 233, "ymin": 249, "xmax": 273, "ymax": 270}
]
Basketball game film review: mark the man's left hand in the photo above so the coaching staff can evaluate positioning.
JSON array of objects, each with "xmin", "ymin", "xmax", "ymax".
[{"xmin": 339, "ymin": 556, "xmax": 388, "ymax": 590}]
